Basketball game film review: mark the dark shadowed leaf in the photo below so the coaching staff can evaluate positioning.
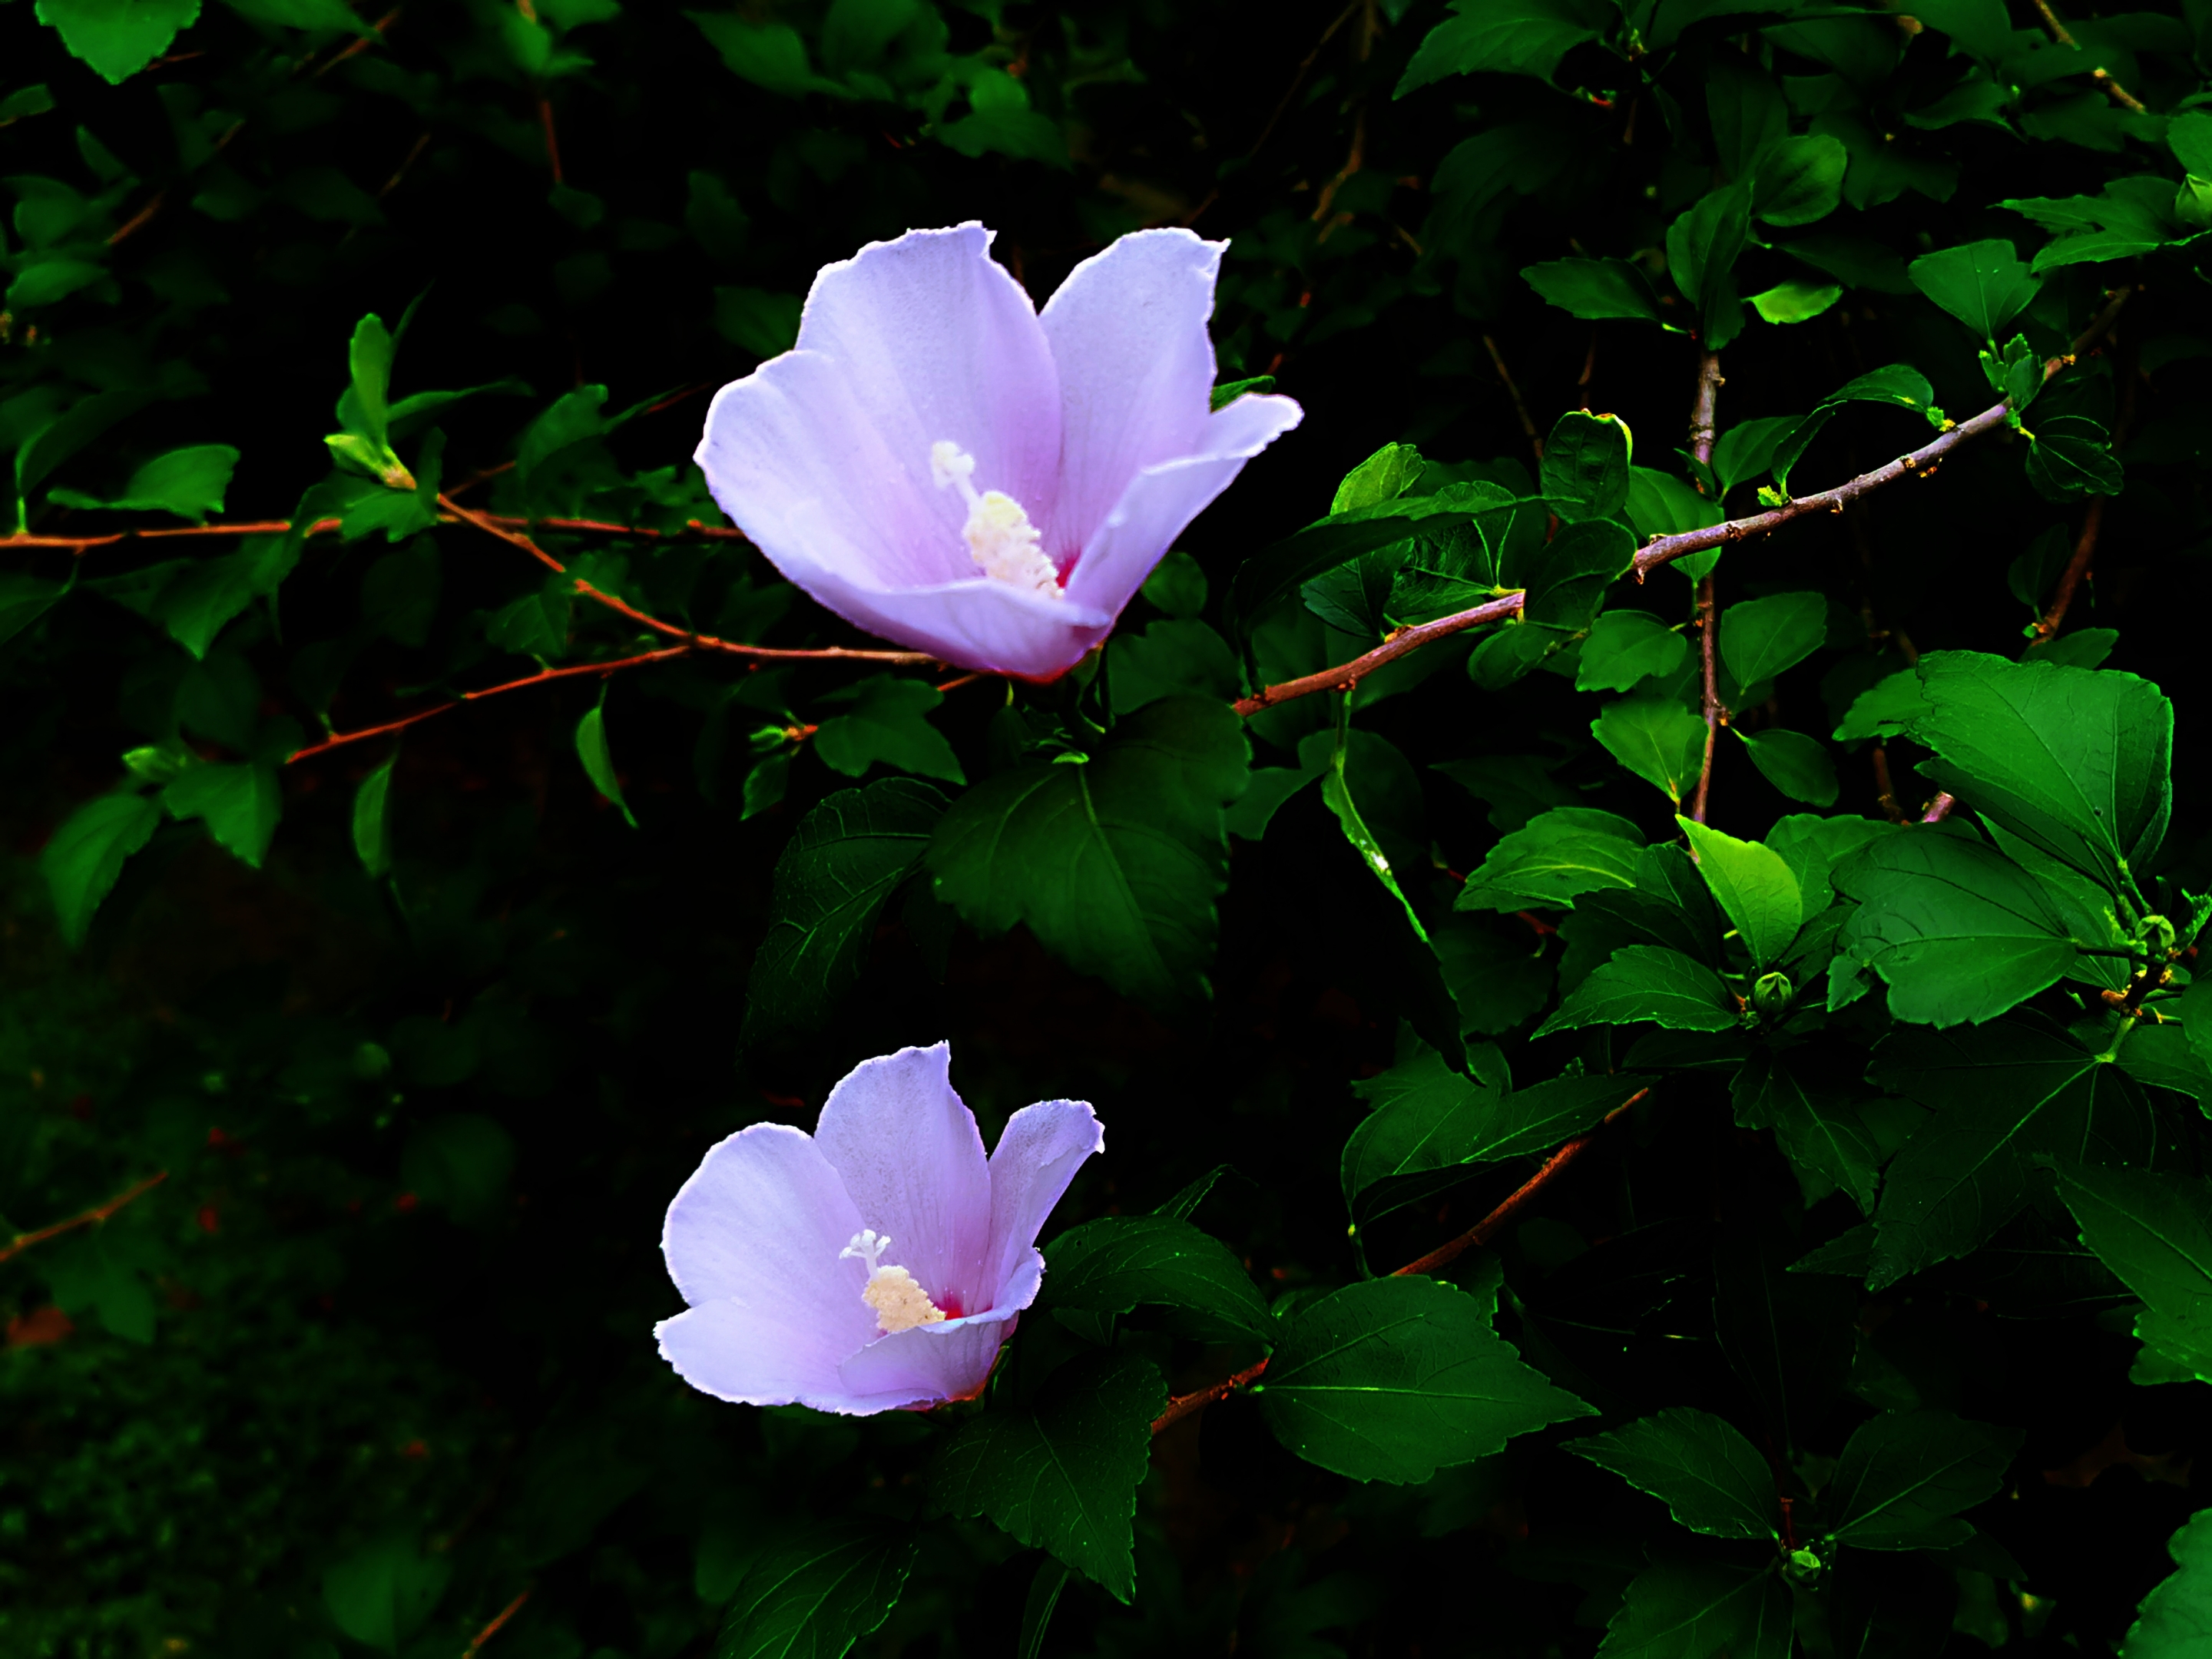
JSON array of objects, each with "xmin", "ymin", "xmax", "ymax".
[
  {"xmin": 1598, "ymin": 1557, "xmax": 1792, "ymax": 1659},
  {"xmin": 1825, "ymin": 1410, "xmax": 2020, "ymax": 1549},
  {"xmin": 1040, "ymin": 1215, "xmax": 1270, "ymax": 1341},
  {"xmin": 717, "ymin": 1517, "xmax": 917, "ymax": 1659},
  {"xmin": 2055, "ymin": 1164, "xmax": 2212, "ymax": 1384},
  {"xmin": 1568, "ymin": 1408, "xmax": 1778, "ymax": 1539}
]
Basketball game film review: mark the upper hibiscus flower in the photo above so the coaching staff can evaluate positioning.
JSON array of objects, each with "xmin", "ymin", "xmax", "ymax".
[
  {"xmin": 655, "ymin": 1042, "xmax": 1103, "ymax": 1416},
  {"xmin": 693, "ymin": 224, "xmax": 1303, "ymax": 679}
]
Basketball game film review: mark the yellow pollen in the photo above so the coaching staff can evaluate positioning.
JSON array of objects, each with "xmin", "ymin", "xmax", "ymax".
[
  {"xmin": 929, "ymin": 441, "xmax": 1061, "ymax": 598},
  {"xmin": 841, "ymin": 1228, "xmax": 949, "ymax": 1335}
]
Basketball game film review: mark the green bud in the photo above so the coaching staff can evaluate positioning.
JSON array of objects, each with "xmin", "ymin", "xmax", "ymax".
[{"xmin": 1752, "ymin": 971, "xmax": 1795, "ymax": 1018}]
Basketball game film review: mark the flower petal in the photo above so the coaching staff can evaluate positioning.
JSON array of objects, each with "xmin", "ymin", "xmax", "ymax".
[
  {"xmin": 661, "ymin": 1123, "xmax": 873, "ymax": 1350},
  {"xmin": 1039, "ymin": 228, "xmax": 1225, "ymax": 554},
  {"xmin": 657, "ymin": 1297, "xmax": 934, "ymax": 1416},
  {"xmin": 1060, "ymin": 392, "xmax": 1303, "ymax": 616},
  {"xmin": 983, "ymin": 1098, "xmax": 1104, "ymax": 1303},
  {"xmin": 697, "ymin": 349, "xmax": 972, "ymax": 590},
  {"xmin": 836, "ymin": 1305, "xmax": 1016, "ymax": 1404},
  {"xmin": 796, "ymin": 224, "xmax": 1062, "ymax": 529},
  {"xmin": 814, "ymin": 1044, "xmax": 995, "ymax": 1318}
]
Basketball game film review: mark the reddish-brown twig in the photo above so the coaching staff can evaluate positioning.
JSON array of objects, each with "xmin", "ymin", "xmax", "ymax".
[
  {"xmin": 1151, "ymin": 1356, "xmax": 1270, "ymax": 1435},
  {"xmin": 0, "ymin": 1172, "xmax": 168, "ymax": 1267},
  {"xmin": 0, "ymin": 511, "xmax": 748, "ymax": 557},
  {"xmin": 1392, "ymin": 1088, "xmax": 1649, "ymax": 1280},
  {"xmin": 1233, "ymin": 292, "xmax": 2133, "ymax": 720},
  {"xmin": 286, "ymin": 647, "xmax": 694, "ymax": 763},
  {"xmin": 462, "ymin": 1588, "xmax": 531, "ymax": 1658},
  {"xmin": 1685, "ymin": 351, "xmax": 1725, "ymax": 823},
  {"xmin": 935, "ymin": 671, "xmax": 992, "ymax": 695},
  {"xmin": 2032, "ymin": 496, "xmax": 2110, "ymax": 649},
  {"xmin": 1484, "ymin": 334, "xmax": 1544, "ymax": 465}
]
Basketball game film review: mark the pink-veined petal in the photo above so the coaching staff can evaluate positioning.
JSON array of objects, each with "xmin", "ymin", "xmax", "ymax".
[
  {"xmin": 796, "ymin": 224, "xmax": 1062, "ymax": 528},
  {"xmin": 1059, "ymin": 392, "xmax": 1303, "ymax": 616},
  {"xmin": 983, "ymin": 1098, "xmax": 1104, "ymax": 1303},
  {"xmin": 1039, "ymin": 228, "xmax": 1224, "ymax": 555},
  {"xmin": 814, "ymin": 1044, "xmax": 994, "ymax": 1318}
]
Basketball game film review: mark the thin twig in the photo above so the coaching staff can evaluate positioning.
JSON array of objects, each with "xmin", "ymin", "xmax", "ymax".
[
  {"xmin": 1151, "ymin": 1356, "xmax": 1270, "ymax": 1435},
  {"xmin": 1483, "ymin": 334, "xmax": 1544, "ymax": 465},
  {"xmin": 2029, "ymin": 0, "xmax": 2075, "ymax": 44},
  {"xmin": 1921, "ymin": 793, "xmax": 1956, "ymax": 823},
  {"xmin": 1233, "ymin": 293, "xmax": 2134, "ymax": 719},
  {"xmin": 1181, "ymin": 0, "xmax": 1363, "ymax": 227},
  {"xmin": 0, "ymin": 1172, "xmax": 167, "ymax": 1267},
  {"xmin": 535, "ymin": 91, "xmax": 564, "ymax": 184},
  {"xmin": 462, "ymin": 1588, "xmax": 531, "ymax": 1658},
  {"xmin": 286, "ymin": 647, "xmax": 694, "ymax": 763},
  {"xmin": 0, "ymin": 512, "xmax": 750, "ymax": 557},
  {"xmin": 2030, "ymin": 497, "xmax": 2106, "ymax": 646},
  {"xmin": 935, "ymin": 671, "xmax": 991, "ymax": 695},
  {"xmin": 2026, "ymin": 0, "xmax": 2145, "ymax": 111},
  {"xmin": 1392, "ymin": 1088, "xmax": 1650, "ymax": 1280},
  {"xmin": 1686, "ymin": 351, "xmax": 1724, "ymax": 825}
]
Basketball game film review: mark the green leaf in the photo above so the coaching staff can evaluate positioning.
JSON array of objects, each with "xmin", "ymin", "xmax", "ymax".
[
  {"xmin": 1519, "ymin": 518, "xmax": 1637, "ymax": 630},
  {"xmin": 715, "ymin": 286, "xmax": 804, "ymax": 359},
  {"xmin": 2025, "ymin": 414, "xmax": 2125, "ymax": 501},
  {"xmin": 344, "ymin": 312, "xmax": 396, "ymax": 451},
  {"xmin": 1540, "ymin": 412, "xmax": 1632, "ymax": 523},
  {"xmin": 1750, "ymin": 134, "xmax": 1847, "ymax": 227},
  {"xmin": 1824, "ymin": 1409, "xmax": 2020, "ymax": 1549},
  {"xmin": 1537, "ymin": 945, "xmax": 1740, "ymax": 1037},
  {"xmin": 1577, "ymin": 611, "xmax": 1689, "ymax": 694},
  {"xmin": 1455, "ymin": 806, "xmax": 1644, "ymax": 912},
  {"xmin": 932, "ymin": 1350, "xmax": 1164, "ymax": 1601},
  {"xmin": 2122, "ymin": 1512, "xmax": 2212, "ymax": 1659},
  {"xmin": 1140, "ymin": 548, "xmax": 1207, "ymax": 617},
  {"xmin": 1737, "ymin": 729, "xmax": 1839, "ymax": 807},
  {"xmin": 1227, "ymin": 488, "xmax": 1498, "ymax": 646},
  {"xmin": 1623, "ymin": 467, "xmax": 1723, "ymax": 540},
  {"xmin": 1907, "ymin": 652, "xmax": 2171, "ymax": 896},
  {"xmin": 0, "ymin": 569, "xmax": 71, "ymax": 645},
  {"xmin": 1665, "ymin": 184, "xmax": 1752, "ymax": 350},
  {"xmin": 1333, "ymin": 442, "xmax": 1425, "ymax": 512},
  {"xmin": 1867, "ymin": 1018, "xmax": 2158, "ymax": 1286},
  {"xmin": 1677, "ymin": 819, "xmax": 1802, "ymax": 969},
  {"xmin": 1110, "ymin": 620, "xmax": 1240, "ymax": 712},
  {"xmin": 151, "ymin": 535, "xmax": 300, "ymax": 660},
  {"xmin": 487, "ymin": 581, "xmax": 572, "ymax": 659},
  {"xmin": 42, "ymin": 793, "xmax": 161, "ymax": 949},
  {"xmin": 1747, "ymin": 279, "xmax": 1841, "ymax": 325},
  {"xmin": 1435, "ymin": 912, "xmax": 1556, "ymax": 1035},
  {"xmin": 1522, "ymin": 257, "xmax": 1671, "ymax": 326},
  {"xmin": 47, "ymin": 443, "xmax": 237, "ymax": 522},
  {"xmin": 1568, "ymin": 1408, "xmax": 1778, "ymax": 1539},
  {"xmin": 162, "ymin": 762, "xmax": 281, "ymax": 869},
  {"xmin": 717, "ymin": 1518, "xmax": 917, "ymax": 1659},
  {"xmin": 1767, "ymin": 365, "xmax": 1935, "ymax": 497},
  {"xmin": 321, "ymin": 1533, "xmax": 452, "ymax": 1656},
  {"xmin": 1907, "ymin": 239, "xmax": 2040, "ymax": 340},
  {"xmin": 1833, "ymin": 832, "xmax": 2081, "ymax": 1026},
  {"xmin": 927, "ymin": 697, "xmax": 1246, "ymax": 1010},
  {"xmin": 352, "ymin": 750, "xmax": 396, "ymax": 879},
  {"xmin": 1767, "ymin": 813, "xmax": 1898, "ymax": 927},
  {"xmin": 33, "ymin": 0, "xmax": 200, "ymax": 85},
  {"xmin": 1257, "ymin": 1275, "xmax": 1591, "ymax": 1483},
  {"xmin": 743, "ymin": 778, "xmax": 946, "ymax": 1045},
  {"xmin": 1731, "ymin": 1048, "xmax": 1883, "ymax": 1214},
  {"xmin": 1343, "ymin": 1037, "xmax": 1636, "ymax": 1224},
  {"xmin": 575, "ymin": 699, "xmax": 638, "ymax": 829},
  {"xmin": 2054, "ymin": 1164, "xmax": 2212, "ymax": 1384},
  {"xmin": 813, "ymin": 677, "xmax": 964, "ymax": 784},
  {"xmin": 1591, "ymin": 697, "xmax": 1707, "ymax": 806},
  {"xmin": 1396, "ymin": 0, "xmax": 1611, "ymax": 93},
  {"xmin": 1209, "ymin": 375, "xmax": 1276, "ymax": 413},
  {"xmin": 1598, "ymin": 1558, "xmax": 1792, "ymax": 1659},
  {"xmin": 1717, "ymin": 591, "xmax": 1826, "ymax": 691},
  {"xmin": 1040, "ymin": 1215, "xmax": 1269, "ymax": 1341}
]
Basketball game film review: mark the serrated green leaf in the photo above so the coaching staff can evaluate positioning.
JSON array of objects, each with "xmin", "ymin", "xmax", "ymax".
[
  {"xmin": 742, "ymin": 778, "xmax": 945, "ymax": 1045},
  {"xmin": 41, "ymin": 793, "xmax": 161, "ymax": 949},
  {"xmin": 1677, "ymin": 819, "xmax": 1801, "ymax": 969},
  {"xmin": 1824, "ymin": 1409, "xmax": 2020, "ymax": 1549},
  {"xmin": 352, "ymin": 750, "xmax": 396, "ymax": 879},
  {"xmin": 1522, "ymin": 257, "xmax": 1671, "ymax": 326},
  {"xmin": 1717, "ymin": 591, "xmax": 1826, "ymax": 691},
  {"xmin": 1577, "ymin": 610, "xmax": 1689, "ymax": 694},
  {"xmin": 321, "ymin": 1533, "xmax": 452, "ymax": 1656},
  {"xmin": 1751, "ymin": 134, "xmax": 1846, "ymax": 227},
  {"xmin": 2025, "ymin": 414, "xmax": 2125, "ymax": 501},
  {"xmin": 2054, "ymin": 1164, "xmax": 2212, "ymax": 1384},
  {"xmin": 1396, "ymin": 0, "xmax": 1611, "ymax": 94},
  {"xmin": 163, "ymin": 762, "xmax": 281, "ymax": 869},
  {"xmin": 151, "ymin": 535, "xmax": 300, "ymax": 661},
  {"xmin": 1732, "ymin": 1049, "xmax": 1883, "ymax": 1214},
  {"xmin": 1257, "ymin": 1275, "xmax": 1590, "ymax": 1483},
  {"xmin": 1598, "ymin": 1556, "xmax": 1792, "ymax": 1659},
  {"xmin": 1540, "ymin": 412, "xmax": 1631, "ymax": 524},
  {"xmin": 48, "ymin": 443, "xmax": 237, "ymax": 522},
  {"xmin": 927, "ymin": 697, "xmax": 1246, "ymax": 1010},
  {"xmin": 33, "ymin": 0, "xmax": 201, "ymax": 86},
  {"xmin": 1907, "ymin": 239, "xmax": 2041, "ymax": 339},
  {"xmin": 1537, "ymin": 945, "xmax": 1740, "ymax": 1037},
  {"xmin": 717, "ymin": 1518, "xmax": 917, "ymax": 1659},
  {"xmin": 812, "ymin": 676, "xmax": 963, "ymax": 784},
  {"xmin": 1866, "ymin": 1018, "xmax": 2159, "ymax": 1286},
  {"xmin": 932, "ymin": 1350, "xmax": 1164, "ymax": 1600},
  {"xmin": 1591, "ymin": 697, "xmax": 1707, "ymax": 806},
  {"xmin": 1569, "ymin": 1408, "xmax": 1778, "ymax": 1539},
  {"xmin": 1455, "ymin": 806, "xmax": 1644, "ymax": 912},
  {"xmin": 2122, "ymin": 1511, "xmax": 2212, "ymax": 1659},
  {"xmin": 1039, "ymin": 1215, "xmax": 1269, "ymax": 1341},
  {"xmin": 0, "ymin": 569, "xmax": 71, "ymax": 646},
  {"xmin": 1736, "ymin": 728, "xmax": 1839, "ymax": 806}
]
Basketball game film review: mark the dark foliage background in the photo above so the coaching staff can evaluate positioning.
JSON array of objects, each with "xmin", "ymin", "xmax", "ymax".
[{"xmin": 3, "ymin": 0, "xmax": 2210, "ymax": 1655}]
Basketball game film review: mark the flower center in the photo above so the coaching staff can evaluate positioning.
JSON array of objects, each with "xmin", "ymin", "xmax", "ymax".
[
  {"xmin": 929, "ymin": 442, "xmax": 1061, "ymax": 598},
  {"xmin": 840, "ymin": 1227, "xmax": 949, "ymax": 1334}
]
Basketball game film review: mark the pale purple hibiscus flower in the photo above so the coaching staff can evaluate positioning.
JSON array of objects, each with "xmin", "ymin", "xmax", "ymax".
[
  {"xmin": 694, "ymin": 223, "xmax": 1302, "ymax": 679},
  {"xmin": 655, "ymin": 1042, "xmax": 1103, "ymax": 1415}
]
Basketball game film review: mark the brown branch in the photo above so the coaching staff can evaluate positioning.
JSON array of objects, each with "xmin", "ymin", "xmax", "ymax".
[
  {"xmin": 2026, "ymin": 0, "xmax": 2144, "ymax": 111},
  {"xmin": 462, "ymin": 1588, "xmax": 531, "ymax": 1659},
  {"xmin": 0, "ymin": 512, "xmax": 749, "ymax": 557},
  {"xmin": 1151, "ymin": 1356, "xmax": 1270, "ymax": 1435},
  {"xmin": 2029, "ymin": 496, "xmax": 2106, "ymax": 646},
  {"xmin": 1686, "ymin": 351, "xmax": 1725, "ymax": 824},
  {"xmin": 0, "ymin": 1172, "xmax": 167, "ymax": 1267},
  {"xmin": 1392, "ymin": 1088, "xmax": 1649, "ymax": 1280},
  {"xmin": 535, "ymin": 91, "xmax": 564, "ymax": 185},
  {"xmin": 1483, "ymin": 334, "xmax": 1544, "ymax": 465},
  {"xmin": 286, "ymin": 646, "xmax": 695, "ymax": 763},
  {"xmin": 312, "ymin": 7, "xmax": 402, "ymax": 78},
  {"xmin": 1233, "ymin": 594, "xmax": 1522, "ymax": 716}
]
